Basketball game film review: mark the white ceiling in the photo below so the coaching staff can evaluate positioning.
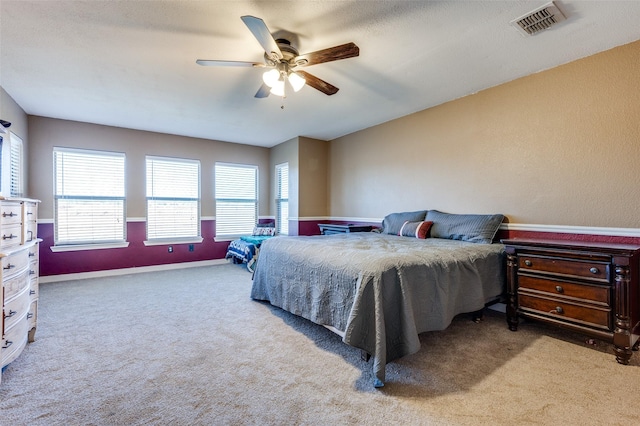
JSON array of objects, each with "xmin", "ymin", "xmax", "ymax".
[{"xmin": 1, "ymin": 1, "xmax": 639, "ymax": 148}]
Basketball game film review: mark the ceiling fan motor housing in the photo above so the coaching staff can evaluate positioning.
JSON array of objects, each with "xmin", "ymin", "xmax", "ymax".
[{"xmin": 265, "ymin": 39, "xmax": 306, "ymax": 67}]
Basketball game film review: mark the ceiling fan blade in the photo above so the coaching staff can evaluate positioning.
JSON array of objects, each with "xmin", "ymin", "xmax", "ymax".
[
  {"xmin": 294, "ymin": 42, "xmax": 359, "ymax": 67},
  {"xmin": 240, "ymin": 15, "xmax": 283, "ymax": 61},
  {"xmin": 196, "ymin": 59, "xmax": 265, "ymax": 67},
  {"xmin": 255, "ymin": 83, "xmax": 271, "ymax": 98},
  {"xmin": 296, "ymin": 70, "xmax": 339, "ymax": 96}
]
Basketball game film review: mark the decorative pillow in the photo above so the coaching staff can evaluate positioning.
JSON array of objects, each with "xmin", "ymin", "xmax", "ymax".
[
  {"xmin": 398, "ymin": 221, "xmax": 433, "ymax": 239},
  {"xmin": 425, "ymin": 210, "xmax": 504, "ymax": 244},
  {"xmin": 252, "ymin": 226, "xmax": 276, "ymax": 236},
  {"xmin": 382, "ymin": 210, "xmax": 428, "ymax": 235}
]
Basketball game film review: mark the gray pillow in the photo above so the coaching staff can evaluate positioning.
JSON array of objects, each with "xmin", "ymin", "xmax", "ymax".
[
  {"xmin": 426, "ymin": 210, "xmax": 504, "ymax": 244},
  {"xmin": 382, "ymin": 210, "xmax": 428, "ymax": 235}
]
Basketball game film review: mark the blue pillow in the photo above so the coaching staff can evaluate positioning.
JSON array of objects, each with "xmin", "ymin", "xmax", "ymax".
[
  {"xmin": 382, "ymin": 210, "xmax": 428, "ymax": 235},
  {"xmin": 426, "ymin": 210, "xmax": 504, "ymax": 244}
]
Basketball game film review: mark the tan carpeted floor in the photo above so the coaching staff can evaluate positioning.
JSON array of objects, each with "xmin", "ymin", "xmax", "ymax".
[{"xmin": 1, "ymin": 263, "xmax": 639, "ymax": 425}]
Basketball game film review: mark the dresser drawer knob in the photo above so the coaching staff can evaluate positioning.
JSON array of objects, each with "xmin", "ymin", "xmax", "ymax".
[
  {"xmin": 30, "ymin": 290, "xmax": 36, "ymax": 295},
  {"xmin": 589, "ymin": 267, "xmax": 599, "ymax": 274},
  {"xmin": 555, "ymin": 285, "xmax": 564, "ymax": 293},
  {"xmin": 524, "ymin": 260, "xmax": 532, "ymax": 267},
  {"xmin": 2, "ymin": 211, "xmax": 17, "ymax": 217},
  {"xmin": 550, "ymin": 306, "xmax": 564, "ymax": 314},
  {"xmin": 2, "ymin": 233, "xmax": 18, "ymax": 240},
  {"xmin": 27, "ymin": 312, "xmax": 34, "ymax": 319}
]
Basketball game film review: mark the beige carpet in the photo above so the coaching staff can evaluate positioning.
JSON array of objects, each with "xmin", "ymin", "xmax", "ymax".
[{"xmin": 1, "ymin": 263, "xmax": 639, "ymax": 425}]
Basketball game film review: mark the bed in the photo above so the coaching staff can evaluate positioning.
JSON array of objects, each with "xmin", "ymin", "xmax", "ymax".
[{"xmin": 250, "ymin": 210, "xmax": 506, "ymax": 387}]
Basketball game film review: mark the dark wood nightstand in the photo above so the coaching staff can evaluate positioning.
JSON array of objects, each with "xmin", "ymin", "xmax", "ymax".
[
  {"xmin": 502, "ymin": 238, "xmax": 640, "ymax": 365},
  {"xmin": 318, "ymin": 224, "xmax": 373, "ymax": 235}
]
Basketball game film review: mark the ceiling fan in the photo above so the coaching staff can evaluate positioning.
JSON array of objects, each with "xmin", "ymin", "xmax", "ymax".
[{"xmin": 196, "ymin": 16, "xmax": 359, "ymax": 98}]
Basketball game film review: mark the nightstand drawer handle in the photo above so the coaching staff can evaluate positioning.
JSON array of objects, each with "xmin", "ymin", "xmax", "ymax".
[
  {"xmin": 3, "ymin": 263, "xmax": 15, "ymax": 270},
  {"xmin": 2, "ymin": 211, "xmax": 17, "ymax": 217},
  {"xmin": 550, "ymin": 306, "xmax": 564, "ymax": 315},
  {"xmin": 555, "ymin": 285, "xmax": 564, "ymax": 293},
  {"xmin": 5, "ymin": 309, "xmax": 17, "ymax": 318},
  {"xmin": 524, "ymin": 260, "xmax": 532, "ymax": 267},
  {"xmin": 589, "ymin": 267, "xmax": 599, "ymax": 274},
  {"xmin": 27, "ymin": 313, "xmax": 34, "ymax": 319},
  {"xmin": 2, "ymin": 233, "xmax": 18, "ymax": 240},
  {"xmin": 2, "ymin": 340, "xmax": 13, "ymax": 349}
]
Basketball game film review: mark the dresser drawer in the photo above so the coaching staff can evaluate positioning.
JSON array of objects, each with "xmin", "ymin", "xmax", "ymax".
[
  {"xmin": 2, "ymin": 267, "xmax": 30, "ymax": 300},
  {"xmin": 28, "ymin": 243, "xmax": 40, "ymax": 263},
  {"xmin": 24, "ymin": 202, "xmax": 38, "ymax": 221},
  {"xmin": 3, "ymin": 284, "xmax": 30, "ymax": 331},
  {"xmin": 518, "ymin": 275, "xmax": 610, "ymax": 306},
  {"xmin": 0, "ymin": 202, "xmax": 23, "ymax": 226},
  {"xmin": 28, "ymin": 299, "xmax": 38, "ymax": 330},
  {"xmin": 1, "ymin": 223, "xmax": 23, "ymax": 250},
  {"xmin": 2, "ymin": 247, "xmax": 30, "ymax": 280},
  {"xmin": 518, "ymin": 255, "xmax": 610, "ymax": 283},
  {"xmin": 29, "ymin": 277, "xmax": 39, "ymax": 300},
  {"xmin": 519, "ymin": 294, "xmax": 612, "ymax": 330},
  {"xmin": 25, "ymin": 221, "xmax": 38, "ymax": 243},
  {"xmin": 2, "ymin": 312, "xmax": 29, "ymax": 367}
]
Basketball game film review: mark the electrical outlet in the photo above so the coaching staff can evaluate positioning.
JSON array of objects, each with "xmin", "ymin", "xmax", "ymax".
[
  {"xmin": 168, "ymin": 246, "xmax": 173, "ymax": 253},
  {"xmin": 189, "ymin": 244, "xmax": 194, "ymax": 252}
]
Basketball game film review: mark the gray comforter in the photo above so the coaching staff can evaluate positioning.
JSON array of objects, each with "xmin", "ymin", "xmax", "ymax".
[{"xmin": 250, "ymin": 232, "xmax": 505, "ymax": 386}]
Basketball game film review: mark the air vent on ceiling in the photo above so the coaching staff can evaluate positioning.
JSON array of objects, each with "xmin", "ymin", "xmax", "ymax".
[{"xmin": 511, "ymin": 1, "xmax": 566, "ymax": 36}]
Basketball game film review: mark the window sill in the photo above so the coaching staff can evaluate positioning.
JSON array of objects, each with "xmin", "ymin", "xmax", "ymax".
[
  {"xmin": 51, "ymin": 242, "xmax": 130, "ymax": 252},
  {"xmin": 214, "ymin": 235, "xmax": 250, "ymax": 242},
  {"xmin": 143, "ymin": 237, "xmax": 204, "ymax": 246}
]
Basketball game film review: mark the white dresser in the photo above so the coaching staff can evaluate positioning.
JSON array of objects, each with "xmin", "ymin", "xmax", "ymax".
[{"xmin": 1, "ymin": 197, "xmax": 40, "ymax": 385}]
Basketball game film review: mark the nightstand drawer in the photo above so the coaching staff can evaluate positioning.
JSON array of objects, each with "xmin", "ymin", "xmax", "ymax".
[
  {"xmin": 519, "ymin": 294, "xmax": 612, "ymax": 330},
  {"xmin": 518, "ymin": 275, "xmax": 610, "ymax": 306},
  {"xmin": 518, "ymin": 255, "xmax": 610, "ymax": 283}
]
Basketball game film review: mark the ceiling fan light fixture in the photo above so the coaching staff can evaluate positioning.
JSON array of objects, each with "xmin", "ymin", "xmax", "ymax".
[
  {"xmin": 270, "ymin": 79, "xmax": 286, "ymax": 97},
  {"xmin": 262, "ymin": 69, "xmax": 280, "ymax": 87},
  {"xmin": 288, "ymin": 72, "xmax": 306, "ymax": 92}
]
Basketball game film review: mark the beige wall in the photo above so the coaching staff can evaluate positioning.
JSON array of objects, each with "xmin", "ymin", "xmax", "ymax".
[
  {"xmin": 28, "ymin": 116, "xmax": 270, "ymax": 220},
  {"xmin": 270, "ymin": 136, "xmax": 329, "ymax": 221},
  {"xmin": 298, "ymin": 137, "xmax": 328, "ymax": 218},
  {"xmin": 329, "ymin": 40, "xmax": 640, "ymax": 228}
]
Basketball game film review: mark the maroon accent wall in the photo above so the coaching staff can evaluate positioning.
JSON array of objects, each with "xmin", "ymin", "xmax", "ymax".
[
  {"xmin": 38, "ymin": 220, "xmax": 229, "ymax": 276},
  {"xmin": 38, "ymin": 219, "xmax": 640, "ymax": 277}
]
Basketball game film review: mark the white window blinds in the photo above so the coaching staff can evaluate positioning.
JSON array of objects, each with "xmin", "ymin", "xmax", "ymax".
[
  {"xmin": 215, "ymin": 163, "xmax": 258, "ymax": 237},
  {"xmin": 9, "ymin": 132, "xmax": 23, "ymax": 197},
  {"xmin": 146, "ymin": 156, "xmax": 201, "ymax": 240},
  {"xmin": 54, "ymin": 147, "xmax": 126, "ymax": 245},
  {"xmin": 276, "ymin": 163, "xmax": 289, "ymax": 235}
]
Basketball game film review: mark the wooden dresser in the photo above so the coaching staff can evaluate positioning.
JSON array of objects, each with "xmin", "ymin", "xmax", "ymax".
[
  {"xmin": 1, "ymin": 197, "xmax": 40, "ymax": 385},
  {"xmin": 502, "ymin": 239, "xmax": 640, "ymax": 364}
]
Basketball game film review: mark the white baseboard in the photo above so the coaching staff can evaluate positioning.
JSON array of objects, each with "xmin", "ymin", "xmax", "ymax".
[{"xmin": 40, "ymin": 259, "xmax": 229, "ymax": 283}]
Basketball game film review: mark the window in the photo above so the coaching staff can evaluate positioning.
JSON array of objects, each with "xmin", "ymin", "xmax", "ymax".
[
  {"xmin": 215, "ymin": 163, "xmax": 258, "ymax": 238},
  {"xmin": 275, "ymin": 163, "xmax": 289, "ymax": 235},
  {"xmin": 146, "ymin": 156, "xmax": 200, "ymax": 241},
  {"xmin": 54, "ymin": 147, "xmax": 126, "ymax": 245},
  {"xmin": 9, "ymin": 132, "xmax": 23, "ymax": 197}
]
